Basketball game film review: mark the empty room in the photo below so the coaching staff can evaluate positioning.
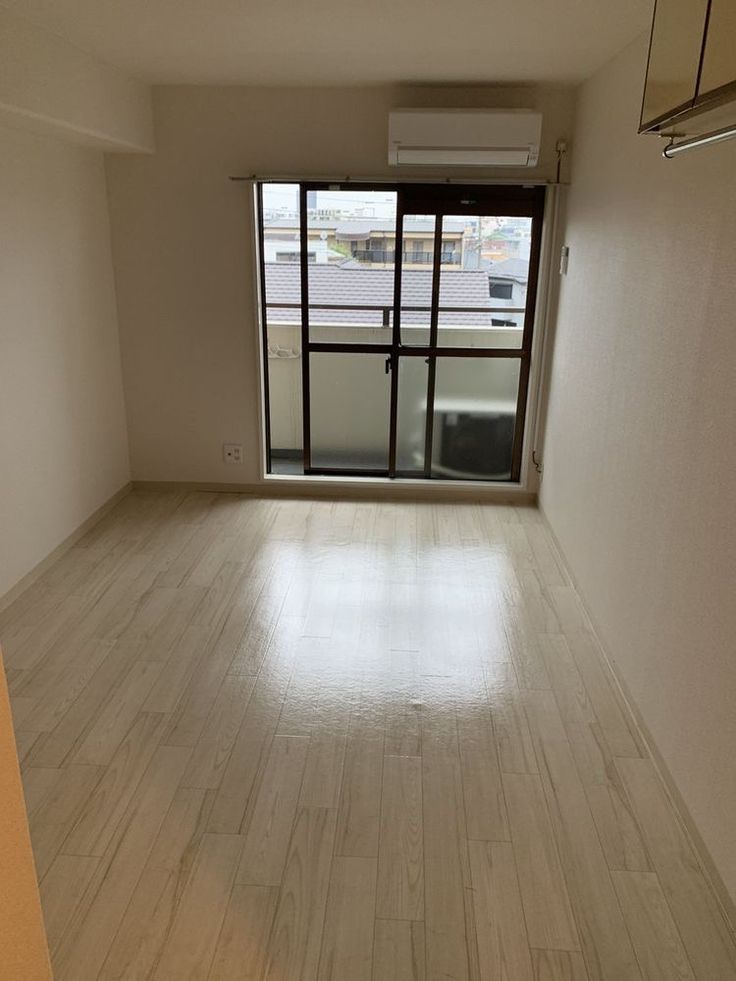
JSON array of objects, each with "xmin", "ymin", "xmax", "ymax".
[{"xmin": 1, "ymin": 0, "xmax": 735, "ymax": 978}]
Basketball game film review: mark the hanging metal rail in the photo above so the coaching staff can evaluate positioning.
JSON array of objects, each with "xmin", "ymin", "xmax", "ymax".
[{"xmin": 663, "ymin": 123, "xmax": 736, "ymax": 158}]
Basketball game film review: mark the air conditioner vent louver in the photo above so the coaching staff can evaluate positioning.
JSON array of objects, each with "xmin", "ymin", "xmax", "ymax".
[{"xmin": 388, "ymin": 109, "xmax": 542, "ymax": 168}]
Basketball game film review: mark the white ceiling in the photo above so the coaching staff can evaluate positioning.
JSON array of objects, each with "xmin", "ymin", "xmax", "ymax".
[{"xmin": 2, "ymin": 0, "xmax": 651, "ymax": 86}]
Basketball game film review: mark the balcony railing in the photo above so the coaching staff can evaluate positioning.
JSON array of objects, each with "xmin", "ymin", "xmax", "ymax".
[
  {"xmin": 264, "ymin": 301, "xmax": 525, "ymax": 329},
  {"xmin": 351, "ymin": 249, "xmax": 461, "ymax": 265}
]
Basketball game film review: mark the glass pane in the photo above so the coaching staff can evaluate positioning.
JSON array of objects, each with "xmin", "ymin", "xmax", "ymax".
[
  {"xmin": 307, "ymin": 189, "xmax": 398, "ymax": 344},
  {"xmin": 310, "ymin": 353, "xmax": 390, "ymax": 470},
  {"xmin": 262, "ymin": 183, "xmax": 302, "ymax": 334},
  {"xmin": 261, "ymin": 185, "xmax": 303, "ymax": 474},
  {"xmin": 266, "ymin": 324, "xmax": 303, "ymax": 475},
  {"xmin": 641, "ymin": 0, "xmax": 708, "ymax": 127},
  {"xmin": 431, "ymin": 358, "xmax": 521, "ymax": 481},
  {"xmin": 437, "ymin": 215, "xmax": 530, "ymax": 349},
  {"xmin": 698, "ymin": 0, "xmax": 736, "ymax": 97},
  {"xmin": 399, "ymin": 214, "xmax": 436, "ymax": 346},
  {"xmin": 396, "ymin": 357, "xmax": 429, "ymax": 473}
]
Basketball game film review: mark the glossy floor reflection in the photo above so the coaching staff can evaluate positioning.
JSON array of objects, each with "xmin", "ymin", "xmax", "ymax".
[{"xmin": 2, "ymin": 491, "xmax": 735, "ymax": 980}]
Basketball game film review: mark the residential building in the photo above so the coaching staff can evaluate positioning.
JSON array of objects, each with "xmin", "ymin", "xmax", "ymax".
[{"xmin": 263, "ymin": 217, "xmax": 466, "ymax": 268}]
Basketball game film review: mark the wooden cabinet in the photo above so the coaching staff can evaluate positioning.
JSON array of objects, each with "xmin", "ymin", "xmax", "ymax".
[
  {"xmin": 640, "ymin": 0, "xmax": 736, "ymax": 133},
  {"xmin": 699, "ymin": 0, "xmax": 736, "ymax": 97},
  {"xmin": 0, "ymin": 649, "xmax": 53, "ymax": 981}
]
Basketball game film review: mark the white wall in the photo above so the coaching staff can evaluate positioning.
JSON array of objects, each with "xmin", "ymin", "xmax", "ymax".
[
  {"xmin": 105, "ymin": 83, "xmax": 574, "ymax": 483},
  {"xmin": 541, "ymin": 37, "xmax": 736, "ymax": 903},
  {"xmin": 0, "ymin": 124, "xmax": 131, "ymax": 599},
  {"xmin": 0, "ymin": 11, "xmax": 154, "ymax": 153}
]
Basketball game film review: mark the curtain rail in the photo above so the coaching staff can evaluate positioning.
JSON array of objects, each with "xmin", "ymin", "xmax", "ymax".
[{"xmin": 230, "ymin": 174, "xmax": 553, "ymax": 186}]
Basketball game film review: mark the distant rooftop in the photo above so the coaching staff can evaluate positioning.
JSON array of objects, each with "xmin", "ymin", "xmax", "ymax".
[{"xmin": 264, "ymin": 264, "xmax": 524, "ymax": 326}]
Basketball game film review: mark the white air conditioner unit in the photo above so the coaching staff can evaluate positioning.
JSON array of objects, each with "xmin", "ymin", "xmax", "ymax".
[{"xmin": 388, "ymin": 109, "xmax": 542, "ymax": 168}]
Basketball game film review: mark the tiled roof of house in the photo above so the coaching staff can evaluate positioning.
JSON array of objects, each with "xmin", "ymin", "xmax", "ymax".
[
  {"xmin": 487, "ymin": 257, "xmax": 530, "ymax": 283},
  {"xmin": 264, "ymin": 263, "xmax": 522, "ymax": 326}
]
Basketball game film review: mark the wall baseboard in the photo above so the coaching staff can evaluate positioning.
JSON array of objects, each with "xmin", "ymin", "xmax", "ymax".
[
  {"xmin": 131, "ymin": 478, "xmax": 537, "ymax": 506},
  {"xmin": 0, "ymin": 482, "xmax": 133, "ymax": 616},
  {"xmin": 538, "ymin": 501, "xmax": 736, "ymax": 938}
]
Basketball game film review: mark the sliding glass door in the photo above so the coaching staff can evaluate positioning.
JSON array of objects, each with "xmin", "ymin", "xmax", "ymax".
[
  {"xmin": 302, "ymin": 186, "xmax": 398, "ymax": 474},
  {"xmin": 257, "ymin": 181, "xmax": 545, "ymax": 482}
]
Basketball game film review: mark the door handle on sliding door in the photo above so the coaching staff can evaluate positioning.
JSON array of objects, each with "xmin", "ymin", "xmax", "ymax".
[{"xmin": 385, "ymin": 357, "xmax": 392, "ymax": 374}]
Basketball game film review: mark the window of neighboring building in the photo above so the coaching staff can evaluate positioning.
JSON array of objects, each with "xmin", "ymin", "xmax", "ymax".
[
  {"xmin": 492, "ymin": 317, "xmax": 516, "ymax": 327},
  {"xmin": 489, "ymin": 280, "xmax": 514, "ymax": 299},
  {"xmin": 275, "ymin": 251, "xmax": 316, "ymax": 262}
]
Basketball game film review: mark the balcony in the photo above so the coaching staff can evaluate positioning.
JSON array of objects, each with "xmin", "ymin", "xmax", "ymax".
[{"xmin": 265, "ymin": 317, "xmax": 524, "ymax": 473}]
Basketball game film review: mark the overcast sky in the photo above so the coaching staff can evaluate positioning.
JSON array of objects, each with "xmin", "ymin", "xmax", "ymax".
[{"xmin": 263, "ymin": 183, "xmax": 397, "ymax": 219}]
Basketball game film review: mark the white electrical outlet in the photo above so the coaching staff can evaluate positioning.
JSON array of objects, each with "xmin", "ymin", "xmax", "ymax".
[{"xmin": 223, "ymin": 443, "xmax": 243, "ymax": 465}]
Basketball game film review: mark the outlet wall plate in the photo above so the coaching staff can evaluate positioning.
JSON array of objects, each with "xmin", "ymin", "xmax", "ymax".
[
  {"xmin": 223, "ymin": 443, "xmax": 244, "ymax": 464},
  {"xmin": 559, "ymin": 245, "xmax": 570, "ymax": 275}
]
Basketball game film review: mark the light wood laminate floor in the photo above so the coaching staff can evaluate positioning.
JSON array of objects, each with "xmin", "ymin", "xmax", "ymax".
[{"xmin": 2, "ymin": 491, "xmax": 735, "ymax": 981}]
